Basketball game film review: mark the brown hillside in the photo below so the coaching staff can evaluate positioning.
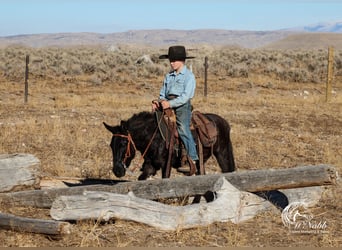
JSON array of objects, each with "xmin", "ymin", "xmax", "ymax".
[
  {"xmin": 264, "ymin": 33, "xmax": 342, "ymax": 50},
  {"xmin": 1, "ymin": 30, "xmax": 341, "ymax": 50},
  {"xmin": 0, "ymin": 30, "xmax": 293, "ymax": 49}
]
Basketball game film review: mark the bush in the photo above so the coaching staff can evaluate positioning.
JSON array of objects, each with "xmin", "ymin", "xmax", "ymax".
[{"xmin": 0, "ymin": 45, "xmax": 340, "ymax": 84}]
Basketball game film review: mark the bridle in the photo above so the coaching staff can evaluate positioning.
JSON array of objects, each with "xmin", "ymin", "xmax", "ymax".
[
  {"xmin": 111, "ymin": 112, "xmax": 164, "ymax": 170},
  {"xmin": 112, "ymin": 133, "xmax": 137, "ymax": 165}
]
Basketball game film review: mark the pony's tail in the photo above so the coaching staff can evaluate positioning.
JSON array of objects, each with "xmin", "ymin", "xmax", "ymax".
[{"xmin": 227, "ymin": 138, "xmax": 236, "ymax": 172}]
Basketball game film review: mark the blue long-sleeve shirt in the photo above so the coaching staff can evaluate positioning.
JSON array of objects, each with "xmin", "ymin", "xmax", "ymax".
[{"xmin": 159, "ymin": 65, "xmax": 196, "ymax": 108}]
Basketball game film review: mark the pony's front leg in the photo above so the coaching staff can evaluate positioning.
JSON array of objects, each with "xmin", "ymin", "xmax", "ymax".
[
  {"xmin": 161, "ymin": 161, "xmax": 172, "ymax": 178},
  {"xmin": 138, "ymin": 159, "xmax": 156, "ymax": 180}
]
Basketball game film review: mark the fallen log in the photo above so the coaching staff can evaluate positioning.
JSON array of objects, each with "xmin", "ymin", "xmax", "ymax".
[
  {"xmin": 50, "ymin": 178, "xmax": 273, "ymax": 230},
  {"xmin": 0, "ymin": 164, "xmax": 337, "ymax": 208},
  {"xmin": 0, "ymin": 153, "xmax": 41, "ymax": 192},
  {"xmin": 0, "ymin": 212, "xmax": 71, "ymax": 235}
]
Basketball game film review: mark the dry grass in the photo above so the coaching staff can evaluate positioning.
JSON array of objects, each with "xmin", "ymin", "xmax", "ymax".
[{"xmin": 0, "ymin": 46, "xmax": 341, "ymax": 247}]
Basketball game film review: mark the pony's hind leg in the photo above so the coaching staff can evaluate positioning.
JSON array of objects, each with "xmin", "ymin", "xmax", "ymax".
[{"xmin": 214, "ymin": 144, "xmax": 235, "ymax": 173}]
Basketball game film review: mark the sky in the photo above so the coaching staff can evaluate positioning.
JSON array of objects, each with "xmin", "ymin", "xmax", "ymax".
[{"xmin": 1, "ymin": 0, "xmax": 341, "ymax": 37}]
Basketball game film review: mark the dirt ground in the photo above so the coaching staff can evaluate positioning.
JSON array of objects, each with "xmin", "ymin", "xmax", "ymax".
[{"xmin": 0, "ymin": 71, "xmax": 341, "ymax": 247}]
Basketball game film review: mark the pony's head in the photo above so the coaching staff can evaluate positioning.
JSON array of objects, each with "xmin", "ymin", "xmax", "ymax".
[{"xmin": 103, "ymin": 121, "xmax": 136, "ymax": 178}]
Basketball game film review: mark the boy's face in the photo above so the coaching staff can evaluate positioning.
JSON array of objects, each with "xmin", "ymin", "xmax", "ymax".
[{"xmin": 169, "ymin": 60, "xmax": 184, "ymax": 72}]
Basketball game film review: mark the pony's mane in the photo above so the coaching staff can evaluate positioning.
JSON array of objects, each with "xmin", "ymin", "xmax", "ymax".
[
  {"xmin": 127, "ymin": 111, "xmax": 156, "ymax": 131},
  {"xmin": 128, "ymin": 111, "xmax": 154, "ymax": 123}
]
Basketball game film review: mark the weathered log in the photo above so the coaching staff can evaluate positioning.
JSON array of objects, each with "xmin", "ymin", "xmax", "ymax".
[
  {"xmin": 0, "ymin": 164, "xmax": 337, "ymax": 208},
  {"xmin": 50, "ymin": 178, "xmax": 273, "ymax": 230},
  {"xmin": 0, "ymin": 153, "xmax": 41, "ymax": 192},
  {"xmin": 0, "ymin": 212, "xmax": 71, "ymax": 235}
]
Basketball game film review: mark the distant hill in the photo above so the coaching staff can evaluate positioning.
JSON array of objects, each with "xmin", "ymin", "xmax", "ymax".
[
  {"xmin": 0, "ymin": 30, "xmax": 293, "ymax": 49},
  {"xmin": 0, "ymin": 22, "xmax": 341, "ymax": 49},
  {"xmin": 263, "ymin": 33, "xmax": 342, "ymax": 50}
]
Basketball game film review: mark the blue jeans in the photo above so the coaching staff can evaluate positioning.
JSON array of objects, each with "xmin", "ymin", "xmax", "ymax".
[{"xmin": 174, "ymin": 101, "xmax": 199, "ymax": 161}]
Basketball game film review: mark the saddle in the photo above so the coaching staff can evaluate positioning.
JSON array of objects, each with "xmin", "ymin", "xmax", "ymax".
[
  {"xmin": 156, "ymin": 109, "xmax": 217, "ymax": 176},
  {"xmin": 158, "ymin": 109, "xmax": 217, "ymax": 147}
]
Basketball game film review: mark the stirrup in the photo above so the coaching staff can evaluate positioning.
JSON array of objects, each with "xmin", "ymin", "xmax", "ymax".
[
  {"xmin": 177, "ymin": 164, "xmax": 190, "ymax": 173},
  {"xmin": 177, "ymin": 158, "xmax": 196, "ymax": 176}
]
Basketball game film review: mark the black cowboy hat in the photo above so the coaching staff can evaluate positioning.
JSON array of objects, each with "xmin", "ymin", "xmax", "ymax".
[{"xmin": 159, "ymin": 45, "xmax": 195, "ymax": 61}]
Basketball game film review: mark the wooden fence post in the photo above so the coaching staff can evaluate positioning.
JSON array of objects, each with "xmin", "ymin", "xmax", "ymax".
[
  {"xmin": 204, "ymin": 56, "xmax": 208, "ymax": 98},
  {"xmin": 326, "ymin": 47, "xmax": 334, "ymax": 102},
  {"xmin": 24, "ymin": 55, "xmax": 29, "ymax": 103}
]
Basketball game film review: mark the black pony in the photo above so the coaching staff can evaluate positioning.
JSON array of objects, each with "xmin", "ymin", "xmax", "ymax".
[{"xmin": 104, "ymin": 111, "xmax": 235, "ymax": 180}]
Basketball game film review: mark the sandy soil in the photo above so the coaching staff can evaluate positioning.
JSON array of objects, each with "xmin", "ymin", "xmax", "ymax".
[{"xmin": 0, "ymin": 73, "xmax": 341, "ymax": 247}]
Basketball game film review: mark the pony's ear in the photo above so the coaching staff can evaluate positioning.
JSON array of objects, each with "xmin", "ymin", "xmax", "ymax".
[
  {"xmin": 120, "ymin": 120, "xmax": 128, "ymax": 131},
  {"xmin": 103, "ymin": 122, "xmax": 116, "ymax": 134}
]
